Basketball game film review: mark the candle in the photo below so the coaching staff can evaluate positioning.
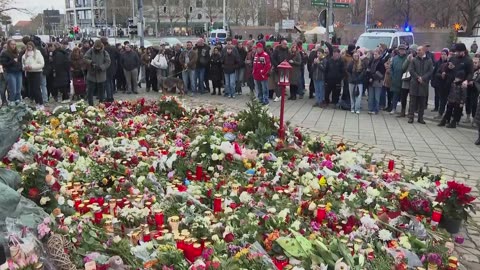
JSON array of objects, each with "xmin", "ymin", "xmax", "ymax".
[
  {"xmin": 169, "ymin": 216, "xmax": 180, "ymax": 234},
  {"xmin": 94, "ymin": 209, "xmax": 103, "ymax": 224},
  {"xmin": 388, "ymin": 159, "xmax": 395, "ymax": 171},
  {"xmin": 370, "ymin": 160, "xmax": 377, "ymax": 173},
  {"xmin": 109, "ymin": 199, "xmax": 117, "ymax": 216},
  {"xmin": 448, "ymin": 256, "xmax": 458, "ymax": 266},
  {"xmin": 55, "ymin": 213, "xmax": 65, "ymax": 225},
  {"xmin": 104, "ymin": 220, "xmax": 114, "ymax": 234},
  {"xmin": 196, "ymin": 163, "xmax": 203, "ymax": 181},
  {"xmin": 431, "ymin": 208, "xmax": 442, "ymax": 225},
  {"xmin": 89, "ymin": 197, "xmax": 97, "ymax": 205},
  {"xmin": 316, "ymin": 205, "xmax": 326, "ymax": 223},
  {"xmin": 74, "ymin": 199, "xmax": 82, "ymax": 211},
  {"xmin": 72, "ymin": 191, "xmax": 79, "ymax": 200},
  {"xmin": 186, "ymin": 170, "xmax": 193, "ymax": 180},
  {"xmin": 143, "ymin": 225, "xmax": 151, "ymax": 242},
  {"xmin": 73, "ymin": 182, "xmax": 81, "ymax": 191},
  {"xmin": 192, "ymin": 243, "xmax": 202, "ymax": 260},
  {"xmin": 78, "ymin": 204, "xmax": 86, "ymax": 215},
  {"xmin": 176, "ymin": 236, "xmax": 186, "ymax": 250},
  {"xmin": 273, "ymin": 255, "xmax": 289, "ymax": 270},
  {"xmin": 102, "ymin": 203, "xmax": 109, "ymax": 214},
  {"xmin": 213, "ymin": 194, "xmax": 222, "ymax": 213},
  {"xmin": 183, "ymin": 238, "xmax": 194, "ymax": 262},
  {"xmin": 154, "ymin": 210, "xmax": 164, "ymax": 229},
  {"xmin": 97, "ymin": 197, "xmax": 104, "ymax": 206}
]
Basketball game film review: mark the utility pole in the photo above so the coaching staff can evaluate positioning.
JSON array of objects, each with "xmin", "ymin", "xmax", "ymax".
[
  {"xmin": 138, "ymin": 0, "xmax": 144, "ymax": 47},
  {"xmin": 223, "ymin": 0, "xmax": 226, "ymax": 30},
  {"xmin": 326, "ymin": 0, "xmax": 333, "ymax": 42},
  {"xmin": 104, "ymin": 0, "xmax": 108, "ymax": 35},
  {"xmin": 406, "ymin": 0, "xmax": 410, "ymax": 26},
  {"xmin": 364, "ymin": 0, "xmax": 368, "ymax": 31},
  {"xmin": 91, "ymin": 0, "xmax": 95, "ymax": 31}
]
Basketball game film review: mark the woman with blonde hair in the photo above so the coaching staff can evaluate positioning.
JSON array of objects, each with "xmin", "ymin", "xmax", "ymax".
[
  {"xmin": 22, "ymin": 41, "xmax": 45, "ymax": 109},
  {"xmin": 347, "ymin": 51, "xmax": 366, "ymax": 113}
]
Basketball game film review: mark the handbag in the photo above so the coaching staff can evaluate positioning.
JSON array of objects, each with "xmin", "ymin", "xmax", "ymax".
[
  {"xmin": 402, "ymin": 71, "xmax": 411, "ymax": 81},
  {"xmin": 353, "ymin": 84, "xmax": 360, "ymax": 97}
]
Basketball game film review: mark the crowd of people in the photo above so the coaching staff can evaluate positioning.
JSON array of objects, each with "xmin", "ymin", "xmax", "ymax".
[{"xmin": 1, "ymin": 34, "xmax": 480, "ymax": 145}]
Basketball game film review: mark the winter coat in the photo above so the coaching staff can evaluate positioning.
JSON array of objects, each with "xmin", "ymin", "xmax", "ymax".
[
  {"xmin": 245, "ymin": 48, "xmax": 255, "ymax": 81},
  {"xmin": 347, "ymin": 61, "xmax": 366, "ymax": 85},
  {"xmin": 70, "ymin": 53, "xmax": 87, "ymax": 78},
  {"xmin": 288, "ymin": 51, "xmax": 302, "ymax": 86},
  {"xmin": 271, "ymin": 46, "xmax": 289, "ymax": 68},
  {"xmin": 342, "ymin": 53, "xmax": 353, "ymax": 80},
  {"xmin": 104, "ymin": 45, "xmax": 119, "ymax": 77},
  {"xmin": 311, "ymin": 57, "xmax": 327, "ymax": 81},
  {"xmin": 307, "ymin": 50, "xmax": 317, "ymax": 76},
  {"xmin": 194, "ymin": 44, "xmax": 211, "ymax": 68},
  {"xmin": 390, "ymin": 54, "xmax": 408, "ymax": 93},
  {"xmin": 120, "ymin": 51, "xmax": 140, "ymax": 71},
  {"xmin": 179, "ymin": 49, "xmax": 197, "ymax": 70},
  {"xmin": 448, "ymin": 81, "xmax": 467, "ymax": 104},
  {"xmin": 383, "ymin": 59, "xmax": 392, "ymax": 88},
  {"xmin": 209, "ymin": 53, "xmax": 223, "ymax": 82},
  {"xmin": 141, "ymin": 53, "xmax": 151, "ymax": 66},
  {"xmin": 52, "ymin": 48, "xmax": 71, "ymax": 89},
  {"xmin": 431, "ymin": 59, "xmax": 448, "ymax": 89},
  {"xmin": 22, "ymin": 50, "xmax": 44, "ymax": 73},
  {"xmin": 237, "ymin": 47, "xmax": 247, "ymax": 68},
  {"xmin": 84, "ymin": 48, "xmax": 111, "ymax": 83},
  {"xmin": 368, "ymin": 58, "xmax": 385, "ymax": 88},
  {"xmin": 450, "ymin": 54, "xmax": 474, "ymax": 81},
  {"xmin": 222, "ymin": 52, "xmax": 239, "ymax": 74},
  {"xmin": 0, "ymin": 50, "xmax": 22, "ymax": 73},
  {"xmin": 252, "ymin": 51, "xmax": 271, "ymax": 81},
  {"xmin": 408, "ymin": 55, "xmax": 433, "ymax": 97},
  {"xmin": 401, "ymin": 57, "xmax": 412, "ymax": 90},
  {"xmin": 325, "ymin": 57, "xmax": 345, "ymax": 84}
]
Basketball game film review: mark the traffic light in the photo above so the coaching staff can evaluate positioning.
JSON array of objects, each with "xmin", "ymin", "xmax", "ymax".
[
  {"xmin": 128, "ymin": 18, "xmax": 138, "ymax": 35},
  {"xmin": 74, "ymin": 26, "xmax": 80, "ymax": 34},
  {"xmin": 319, "ymin": 9, "xmax": 326, "ymax": 28}
]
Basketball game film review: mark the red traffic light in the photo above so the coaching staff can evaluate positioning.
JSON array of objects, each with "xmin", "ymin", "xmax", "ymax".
[{"xmin": 74, "ymin": 26, "xmax": 80, "ymax": 33}]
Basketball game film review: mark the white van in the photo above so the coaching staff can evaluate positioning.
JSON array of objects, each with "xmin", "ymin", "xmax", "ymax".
[
  {"xmin": 356, "ymin": 29, "xmax": 414, "ymax": 50},
  {"xmin": 208, "ymin": 29, "xmax": 229, "ymax": 45}
]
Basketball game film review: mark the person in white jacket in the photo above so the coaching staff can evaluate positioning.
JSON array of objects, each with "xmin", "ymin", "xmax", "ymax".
[{"xmin": 22, "ymin": 41, "xmax": 45, "ymax": 109}]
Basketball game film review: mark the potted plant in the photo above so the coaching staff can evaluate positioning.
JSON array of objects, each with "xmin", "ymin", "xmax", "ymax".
[{"xmin": 435, "ymin": 181, "xmax": 476, "ymax": 233}]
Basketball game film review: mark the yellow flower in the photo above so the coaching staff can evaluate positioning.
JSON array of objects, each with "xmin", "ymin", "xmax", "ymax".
[
  {"xmin": 296, "ymin": 206, "xmax": 302, "ymax": 215},
  {"xmin": 399, "ymin": 191, "xmax": 409, "ymax": 200},
  {"xmin": 326, "ymin": 202, "xmax": 332, "ymax": 212},
  {"xmin": 234, "ymin": 248, "xmax": 249, "ymax": 260},
  {"xmin": 319, "ymin": 176, "xmax": 327, "ymax": 186},
  {"xmin": 50, "ymin": 118, "xmax": 60, "ymax": 129}
]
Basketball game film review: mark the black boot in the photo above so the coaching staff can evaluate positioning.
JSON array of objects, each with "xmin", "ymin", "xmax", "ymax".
[
  {"xmin": 396, "ymin": 108, "xmax": 406, "ymax": 117},
  {"xmin": 475, "ymin": 135, "xmax": 480, "ymax": 145},
  {"xmin": 288, "ymin": 88, "xmax": 297, "ymax": 100},
  {"xmin": 211, "ymin": 88, "xmax": 216, "ymax": 95},
  {"xmin": 438, "ymin": 119, "xmax": 447, "ymax": 127},
  {"xmin": 217, "ymin": 88, "xmax": 221, "ymax": 95},
  {"xmin": 446, "ymin": 121, "xmax": 457, "ymax": 128}
]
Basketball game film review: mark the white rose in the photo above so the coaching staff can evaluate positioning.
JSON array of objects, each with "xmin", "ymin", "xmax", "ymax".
[
  {"xmin": 308, "ymin": 202, "xmax": 317, "ymax": 211},
  {"xmin": 272, "ymin": 194, "xmax": 280, "ymax": 200},
  {"xmin": 239, "ymin": 192, "xmax": 252, "ymax": 204},
  {"xmin": 267, "ymin": 207, "xmax": 276, "ymax": 214},
  {"xmin": 224, "ymin": 207, "xmax": 233, "ymax": 214},
  {"xmin": 212, "ymin": 153, "xmax": 219, "ymax": 161},
  {"xmin": 211, "ymin": 234, "xmax": 220, "ymax": 242},
  {"xmin": 57, "ymin": 196, "xmax": 65, "ymax": 206},
  {"xmin": 64, "ymin": 217, "xmax": 72, "ymax": 225},
  {"xmin": 113, "ymin": 235, "xmax": 122, "ymax": 243},
  {"xmin": 40, "ymin": 196, "xmax": 51, "ymax": 205}
]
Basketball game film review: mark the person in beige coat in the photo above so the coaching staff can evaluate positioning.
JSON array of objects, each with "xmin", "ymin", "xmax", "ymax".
[{"xmin": 22, "ymin": 41, "xmax": 45, "ymax": 109}]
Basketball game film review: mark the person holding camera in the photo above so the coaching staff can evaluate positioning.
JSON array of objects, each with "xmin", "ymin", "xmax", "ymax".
[{"xmin": 84, "ymin": 40, "xmax": 111, "ymax": 106}]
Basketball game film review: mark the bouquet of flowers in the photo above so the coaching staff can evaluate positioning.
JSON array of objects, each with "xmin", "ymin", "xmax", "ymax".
[{"xmin": 435, "ymin": 180, "xmax": 476, "ymax": 221}]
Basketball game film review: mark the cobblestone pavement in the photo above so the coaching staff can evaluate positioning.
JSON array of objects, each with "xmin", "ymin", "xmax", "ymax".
[{"xmin": 46, "ymin": 88, "xmax": 480, "ymax": 269}]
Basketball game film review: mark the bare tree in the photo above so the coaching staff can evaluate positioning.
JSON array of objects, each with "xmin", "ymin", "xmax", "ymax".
[
  {"xmin": 204, "ymin": 0, "xmax": 221, "ymax": 25},
  {"xmin": 246, "ymin": 0, "xmax": 260, "ymax": 25},
  {"xmin": 181, "ymin": 0, "xmax": 191, "ymax": 28},
  {"xmin": 457, "ymin": 0, "xmax": 480, "ymax": 35},
  {"xmin": 0, "ymin": 0, "xmax": 28, "ymax": 15},
  {"xmin": 349, "ymin": 0, "xmax": 365, "ymax": 25},
  {"xmin": 228, "ymin": 0, "xmax": 243, "ymax": 25}
]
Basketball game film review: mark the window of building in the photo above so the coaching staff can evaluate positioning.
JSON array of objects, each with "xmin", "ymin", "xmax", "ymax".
[
  {"xmin": 170, "ymin": 0, "xmax": 179, "ymax": 5},
  {"xmin": 197, "ymin": 13, "xmax": 202, "ymax": 19},
  {"xmin": 196, "ymin": 0, "xmax": 202, "ymax": 8},
  {"xmin": 164, "ymin": 6, "xmax": 167, "ymax": 13},
  {"xmin": 190, "ymin": 6, "xmax": 193, "ymax": 12}
]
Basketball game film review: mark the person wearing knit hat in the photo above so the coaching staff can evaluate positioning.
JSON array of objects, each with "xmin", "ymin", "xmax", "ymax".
[
  {"xmin": 448, "ymin": 42, "xmax": 474, "ymax": 123},
  {"xmin": 431, "ymin": 48, "xmax": 451, "ymax": 116},
  {"xmin": 83, "ymin": 39, "xmax": 111, "ymax": 106},
  {"xmin": 438, "ymin": 70, "xmax": 467, "ymax": 128}
]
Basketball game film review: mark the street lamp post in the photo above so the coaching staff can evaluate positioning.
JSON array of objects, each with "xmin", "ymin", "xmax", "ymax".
[{"xmin": 277, "ymin": 60, "xmax": 292, "ymax": 141}]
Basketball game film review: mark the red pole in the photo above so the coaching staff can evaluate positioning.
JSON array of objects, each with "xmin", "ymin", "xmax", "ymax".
[{"xmin": 278, "ymin": 84, "xmax": 286, "ymax": 140}]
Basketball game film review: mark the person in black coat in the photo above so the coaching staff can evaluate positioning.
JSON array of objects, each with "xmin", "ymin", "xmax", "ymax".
[
  {"xmin": 101, "ymin": 37, "xmax": 119, "ymax": 102},
  {"xmin": 325, "ymin": 48, "xmax": 345, "ymax": 106},
  {"xmin": 51, "ymin": 43, "xmax": 71, "ymax": 102},
  {"xmin": 209, "ymin": 47, "xmax": 223, "ymax": 96}
]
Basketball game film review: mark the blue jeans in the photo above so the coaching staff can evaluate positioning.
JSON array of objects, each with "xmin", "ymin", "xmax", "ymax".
[
  {"xmin": 368, "ymin": 86, "xmax": 382, "ymax": 113},
  {"xmin": 313, "ymin": 80, "xmax": 325, "ymax": 104},
  {"xmin": 182, "ymin": 70, "xmax": 196, "ymax": 94},
  {"xmin": 224, "ymin": 72, "xmax": 236, "ymax": 97},
  {"xmin": 195, "ymin": 67, "xmax": 206, "ymax": 93},
  {"xmin": 41, "ymin": 74, "xmax": 48, "ymax": 102},
  {"xmin": 105, "ymin": 76, "xmax": 114, "ymax": 100},
  {"xmin": 255, "ymin": 79, "xmax": 269, "ymax": 104},
  {"xmin": 379, "ymin": 86, "xmax": 386, "ymax": 108},
  {"xmin": 298, "ymin": 66, "xmax": 305, "ymax": 96},
  {"xmin": 349, "ymin": 83, "xmax": 363, "ymax": 112},
  {"xmin": 6, "ymin": 72, "xmax": 22, "ymax": 102},
  {"xmin": 391, "ymin": 91, "xmax": 401, "ymax": 111}
]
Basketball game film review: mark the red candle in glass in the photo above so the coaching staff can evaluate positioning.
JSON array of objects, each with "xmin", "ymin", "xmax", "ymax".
[
  {"xmin": 213, "ymin": 194, "xmax": 222, "ymax": 213},
  {"xmin": 102, "ymin": 203, "xmax": 109, "ymax": 214},
  {"xmin": 94, "ymin": 210, "xmax": 103, "ymax": 224},
  {"xmin": 176, "ymin": 237, "xmax": 185, "ymax": 250},
  {"xmin": 388, "ymin": 159, "xmax": 395, "ymax": 171},
  {"xmin": 71, "ymin": 191, "xmax": 79, "ymax": 200},
  {"xmin": 274, "ymin": 255, "xmax": 289, "ymax": 270},
  {"xmin": 316, "ymin": 205, "xmax": 326, "ymax": 223},
  {"xmin": 195, "ymin": 163, "xmax": 203, "ymax": 181},
  {"xmin": 186, "ymin": 170, "xmax": 193, "ymax": 180},
  {"xmin": 432, "ymin": 208, "xmax": 442, "ymax": 223},
  {"xmin": 74, "ymin": 199, "xmax": 82, "ymax": 211},
  {"xmin": 192, "ymin": 243, "xmax": 202, "ymax": 260},
  {"xmin": 97, "ymin": 197, "xmax": 104, "ymax": 206},
  {"xmin": 89, "ymin": 197, "xmax": 97, "ymax": 205},
  {"xmin": 154, "ymin": 210, "xmax": 164, "ymax": 229},
  {"xmin": 184, "ymin": 240, "xmax": 194, "ymax": 261}
]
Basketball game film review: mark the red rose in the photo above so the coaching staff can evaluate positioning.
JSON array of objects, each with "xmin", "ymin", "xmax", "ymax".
[
  {"xmin": 224, "ymin": 233, "xmax": 235, "ymax": 243},
  {"xmin": 51, "ymin": 181, "xmax": 61, "ymax": 192},
  {"xmin": 28, "ymin": 187, "xmax": 40, "ymax": 199}
]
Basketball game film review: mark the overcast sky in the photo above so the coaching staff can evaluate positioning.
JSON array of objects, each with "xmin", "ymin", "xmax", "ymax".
[{"xmin": 8, "ymin": 0, "xmax": 65, "ymax": 24}]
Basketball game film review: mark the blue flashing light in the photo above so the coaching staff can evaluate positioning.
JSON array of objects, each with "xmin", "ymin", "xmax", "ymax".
[{"xmin": 404, "ymin": 25, "xmax": 411, "ymax": 32}]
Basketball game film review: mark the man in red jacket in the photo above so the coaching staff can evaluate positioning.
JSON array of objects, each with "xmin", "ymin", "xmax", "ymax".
[{"xmin": 253, "ymin": 43, "xmax": 271, "ymax": 105}]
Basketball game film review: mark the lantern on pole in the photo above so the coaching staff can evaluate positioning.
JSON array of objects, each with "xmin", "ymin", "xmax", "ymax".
[{"xmin": 277, "ymin": 60, "xmax": 292, "ymax": 141}]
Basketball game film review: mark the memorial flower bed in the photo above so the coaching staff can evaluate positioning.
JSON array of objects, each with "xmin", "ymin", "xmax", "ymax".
[{"xmin": 1, "ymin": 97, "xmax": 476, "ymax": 270}]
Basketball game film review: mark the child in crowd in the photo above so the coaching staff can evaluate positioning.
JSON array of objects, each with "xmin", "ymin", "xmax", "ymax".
[{"xmin": 438, "ymin": 71, "xmax": 467, "ymax": 129}]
